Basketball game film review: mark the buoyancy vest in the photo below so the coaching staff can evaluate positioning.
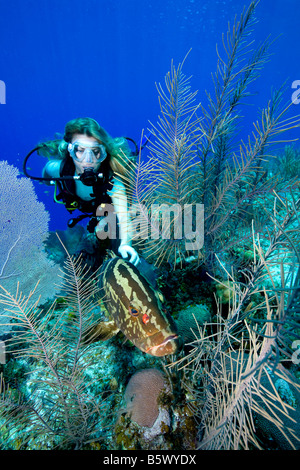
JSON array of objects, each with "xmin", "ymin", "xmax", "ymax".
[{"xmin": 56, "ymin": 156, "xmax": 114, "ymax": 215}]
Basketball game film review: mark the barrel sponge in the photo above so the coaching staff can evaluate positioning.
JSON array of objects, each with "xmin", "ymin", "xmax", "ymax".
[{"xmin": 123, "ymin": 368, "xmax": 166, "ymax": 427}]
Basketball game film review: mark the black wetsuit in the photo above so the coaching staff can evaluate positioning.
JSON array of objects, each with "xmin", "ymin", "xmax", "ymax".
[{"xmin": 55, "ymin": 156, "xmax": 120, "ymax": 267}]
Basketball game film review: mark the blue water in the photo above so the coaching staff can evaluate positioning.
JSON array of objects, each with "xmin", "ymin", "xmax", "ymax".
[{"xmin": 0, "ymin": 0, "xmax": 299, "ymax": 231}]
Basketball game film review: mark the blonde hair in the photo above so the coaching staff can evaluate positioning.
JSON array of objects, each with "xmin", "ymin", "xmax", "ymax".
[{"xmin": 39, "ymin": 117, "xmax": 135, "ymax": 179}]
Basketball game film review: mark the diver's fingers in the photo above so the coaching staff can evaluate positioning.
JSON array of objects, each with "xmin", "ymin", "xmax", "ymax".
[
  {"xmin": 127, "ymin": 248, "xmax": 140, "ymax": 266},
  {"xmin": 118, "ymin": 245, "xmax": 140, "ymax": 266},
  {"xmin": 130, "ymin": 250, "xmax": 140, "ymax": 266},
  {"xmin": 118, "ymin": 245, "xmax": 129, "ymax": 259}
]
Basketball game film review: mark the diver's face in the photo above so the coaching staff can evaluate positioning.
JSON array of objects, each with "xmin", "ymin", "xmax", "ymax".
[{"xmin": 69, "ymin": 133, "xmax": 106, "ymax": 175}]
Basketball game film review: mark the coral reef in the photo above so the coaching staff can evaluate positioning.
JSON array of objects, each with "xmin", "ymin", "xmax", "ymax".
[
  {"xmin": 119, "ymin": 4, "xmax": 300, "ymax": 448},
  {"xmin": 123, "ymin": 2, "xmax": 299, "ymax": 276},
  {"xmin": 0, "ymin": 240, "xmax": 112, "ymax": 449},
  {"xmin": 173, "ymin": 190, "xmax": 300, "ymax": 449},
  {"xmin": 0, "ymin": 1, "xmax": 300, "ymax": 452}
]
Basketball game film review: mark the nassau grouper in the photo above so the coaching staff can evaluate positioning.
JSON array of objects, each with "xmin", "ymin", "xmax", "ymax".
[{"xmin": 86, "ymin": 255, "xmax": 182, "ymax": 357}]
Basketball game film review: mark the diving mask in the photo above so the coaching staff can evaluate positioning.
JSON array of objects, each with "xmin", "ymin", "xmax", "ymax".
[{"xmin": 68, "ymin": 140, "xmax": 107, "ymax": 164}]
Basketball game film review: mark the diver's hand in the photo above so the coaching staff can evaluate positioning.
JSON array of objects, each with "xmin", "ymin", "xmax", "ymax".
[{"xmin": 118, "ymin": 244, "xmax": 140, "ymax": 266}]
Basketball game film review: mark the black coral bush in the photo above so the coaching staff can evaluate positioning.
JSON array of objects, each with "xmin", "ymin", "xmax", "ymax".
[
  {"xmin": 122, "ymin": 2, "xmax": 300, "ymax": 273},
  {"xmin": 123, "ymin": 1, "xmax": 300, "ymax": 450},
  {"xmin": 171, "ymin": 189, "xmax": 300, "ymax": 450},
  {"xmin": 0, "ymin": 237, "xmax": 110, "ymax": 449}
]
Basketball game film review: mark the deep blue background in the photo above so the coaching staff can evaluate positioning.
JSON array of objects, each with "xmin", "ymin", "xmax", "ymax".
[{"xmin": 0, "ymin": 0, "xmax": 299, "ymax": 230}]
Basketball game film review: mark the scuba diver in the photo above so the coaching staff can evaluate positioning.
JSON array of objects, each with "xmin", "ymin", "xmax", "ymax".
[{"xmin": 24, "ymin": 117, "xmax": 141, "ymax": 268}]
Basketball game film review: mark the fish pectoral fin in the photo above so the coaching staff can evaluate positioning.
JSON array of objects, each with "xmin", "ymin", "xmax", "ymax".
[{"xmin": 82, "ymin": 320, "xmax": 120, "ymax": 344}]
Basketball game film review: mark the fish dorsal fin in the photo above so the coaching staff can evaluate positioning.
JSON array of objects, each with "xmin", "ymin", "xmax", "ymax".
[
  {"xmin": 100, "ymin": 250, "xmax": 118, "ymax": 267},
  {"xmin": 106, "ymin": 250, "xmax": 117, "ymax": 260}
]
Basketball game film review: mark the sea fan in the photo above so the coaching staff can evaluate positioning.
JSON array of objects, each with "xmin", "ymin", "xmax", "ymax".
[{"xmin": 0, "ymin": 236, "xmax": 111, "ymax": 450}]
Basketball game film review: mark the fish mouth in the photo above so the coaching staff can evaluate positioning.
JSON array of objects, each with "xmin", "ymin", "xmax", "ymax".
[{"xmin": 145, "ymin": 334, "xmax": 179, "ymax": 356}]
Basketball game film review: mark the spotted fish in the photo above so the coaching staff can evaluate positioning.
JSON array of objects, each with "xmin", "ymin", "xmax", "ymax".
[{"xmin": 87, "ymin": 255, "xmax": 181, "ymax": 357}]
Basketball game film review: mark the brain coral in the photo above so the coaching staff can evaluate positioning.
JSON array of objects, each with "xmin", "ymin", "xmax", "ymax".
[{"xmin": 123, "ymin": 368, "xmax": 166, "ymax": 427}]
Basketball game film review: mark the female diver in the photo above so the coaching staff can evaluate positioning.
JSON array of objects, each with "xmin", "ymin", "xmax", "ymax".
[{"xmin": 39, "ymin": 117, "xmax": 140, "ymax": 267}]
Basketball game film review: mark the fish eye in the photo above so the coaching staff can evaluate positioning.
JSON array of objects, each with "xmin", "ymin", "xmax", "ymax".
[{"xmin": 129, "ymin": 306, "xmax": 139, "ymax": 316}]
